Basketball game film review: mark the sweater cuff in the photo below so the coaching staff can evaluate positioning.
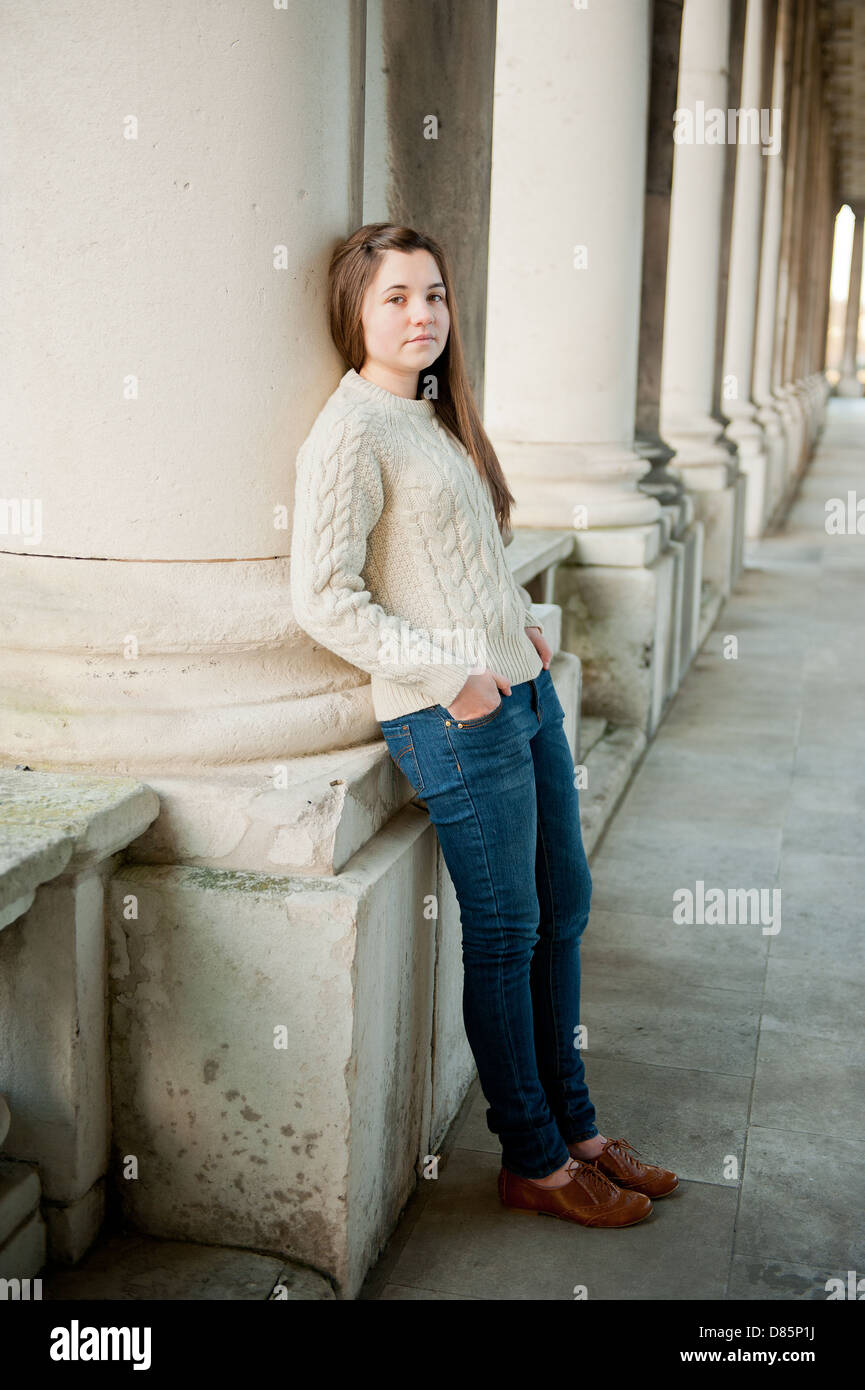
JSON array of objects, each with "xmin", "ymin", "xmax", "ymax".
[
  {"xmin": 419, "ymin": 660, "xmax": 474, "ymax": 708},
  {"xmin": 523, "ymin": 609, "xmax": 543, "ymax": 635}
]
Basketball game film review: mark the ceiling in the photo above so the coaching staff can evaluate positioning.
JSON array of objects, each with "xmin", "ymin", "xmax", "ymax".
[{"xmin": 816, "ymin": 0, "xmax": 865, "ymax": 207}]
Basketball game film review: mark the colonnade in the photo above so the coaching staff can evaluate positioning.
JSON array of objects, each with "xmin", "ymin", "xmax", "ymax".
[{"xmin": 0, "ymin": 0, "xmax": 845, "ymax": 1298}]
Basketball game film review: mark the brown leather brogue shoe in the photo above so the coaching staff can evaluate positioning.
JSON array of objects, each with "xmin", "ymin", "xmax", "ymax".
[
  {"xmin": 583, "ymin": 1137, "xmax": 679, "ymax": 1199},
  {"xmin": 498, "ymin": 1156, "xmax": 653, "ymax": 1228}
]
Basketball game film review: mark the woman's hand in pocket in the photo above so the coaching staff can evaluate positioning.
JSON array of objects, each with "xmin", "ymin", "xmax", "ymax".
[{"xmin": 446, "ymin": 670, "xmax": 511, "ymax": 721}]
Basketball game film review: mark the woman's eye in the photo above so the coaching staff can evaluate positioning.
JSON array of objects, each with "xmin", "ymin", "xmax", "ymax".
[{"xmin": 387, "ymin": 294, "xmax": 446, "ymax": 305}]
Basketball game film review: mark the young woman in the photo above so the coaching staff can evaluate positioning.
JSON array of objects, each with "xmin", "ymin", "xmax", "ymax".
[{"xmin": 290, "ymin": 223, "xmax": 677, "ymax": 1229}]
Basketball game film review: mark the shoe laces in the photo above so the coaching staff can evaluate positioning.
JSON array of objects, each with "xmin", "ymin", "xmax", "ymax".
[
  {"xmin": 565, "ymin": 1155, "xmax": 620, "ymax": 1198},
  {"xmin": 597, "ymin": 1137, "xmax": 645, "ymax": 1173}
]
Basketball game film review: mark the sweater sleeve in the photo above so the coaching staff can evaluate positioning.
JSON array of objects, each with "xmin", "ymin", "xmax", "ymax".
[
  {"xmin": 499, "ymin": 522, "xmax": 544, "ymax": 635},
  {"xmin": 290, "ymin": 413, "xmax": 477, "ymax": 706},
  {"xmin": 516, "ymin": 583, "xmax": 543, "ymax": 634}
]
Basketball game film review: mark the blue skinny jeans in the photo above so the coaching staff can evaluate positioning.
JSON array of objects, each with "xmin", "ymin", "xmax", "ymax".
[{"xmin": 379, "ymin": 665, "xmax": 597, "ymax": 1179}]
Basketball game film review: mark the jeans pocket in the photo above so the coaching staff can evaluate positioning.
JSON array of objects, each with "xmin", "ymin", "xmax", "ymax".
[
  {"xmin": 381, "ymin": 723, "xmax": 425, "ymax": 794},
  {"xmin": 436, "ymin": 697, "xmax": 504, "ymax": 729}
]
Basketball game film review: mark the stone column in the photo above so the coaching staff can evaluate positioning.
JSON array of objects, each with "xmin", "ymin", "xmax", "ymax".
[
  {"xmin": 484, "ymin": 0, "xmax": 690, "ymax": 735},
  {"xmin": 799, "ymin": 95, "xmax": 834, "ymax": 433},
  {"xmin": 751, "ymin": 0, "xmax": 792, "ymax": 519},
  {"xmin": 813, "ymin": 107, "xmax": 837, "ymax": 379},
  {"xmin": 636, "ymin": 0, "xmax": 688, "ymax": 511},
  {"xmin": 836, "ymin": 204, "xmax": 865, "ymax": 396},
  {"xmin": 812, "ymin": 106, "xmax": 837, "ymax": 397},
  {"xmin": 784, "ymin": 0, "xmax": 826, "ymax": 447},
  {"xmin": 1, "ymin": 0, "xmax": 458, "ymax": 1304},
  {"xmin": 660, "ymin": 0, "xmax": 746, "ymax": 599},
  {"xmin": 634, "ymin": 0, "xmax": 705, "ymax": 687},
  {"xmin": 484, "ymin": 0, "xmax": 662, "ymax": 539},
  {"xmin": 721, "ymin": 0, "xmax": 773, "ymax": 537},
  {"xmin": 769, "ymin": 0, "xmax": 810, "ymax": 483},
  {"xmin": 0, "ymin": 0, "xmax": 374, "ymax": 771},
  {"xmin": 363, "ymin": 0, "xmax": 498, "ymax": 407}
]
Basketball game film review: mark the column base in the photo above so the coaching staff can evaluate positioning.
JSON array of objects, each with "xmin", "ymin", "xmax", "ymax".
[
  {"xmin": 834, "ymin": 373, "xmax": 864, "ymax": 399},
  {"xmin": 723, "ymin": 408, "xmax": 772, "ymax": 540},
  {"xmin": 494, "ymin": 440, "xmax": 664, "ymax": 530},
  {"xmin": 556, "ymin": 520, "xmax": 703, "ymax": 737},
  {"xmin": 0, "ymin": 554, "xmax": 379, "ymax": 771}
]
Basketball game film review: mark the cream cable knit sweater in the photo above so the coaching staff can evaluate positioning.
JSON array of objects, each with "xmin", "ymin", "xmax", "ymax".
[{"xmin": 290, "ymin": 367, "xmax": 543, "ymax": 722}]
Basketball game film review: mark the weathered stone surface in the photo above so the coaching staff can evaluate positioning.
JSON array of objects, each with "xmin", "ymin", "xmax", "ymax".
[
  {"xmin": 0, "ymin": 1160, "xmax": 41, "ymax": 1249},
  {"xmin": 43, "ymin": 1233, "xmax": 302, "ymax": 1301}
]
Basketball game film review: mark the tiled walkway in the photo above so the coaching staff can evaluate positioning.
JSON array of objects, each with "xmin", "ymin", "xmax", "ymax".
[{"xmin": 361, "ymin": 398, "xmax": 865, "ymax": 1300}]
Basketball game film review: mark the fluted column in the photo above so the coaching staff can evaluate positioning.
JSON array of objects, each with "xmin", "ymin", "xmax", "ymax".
[
  {"xmin": 484, "ymin": 0, "xmax": 662, "ymax": 546},
  {"xmin": 836, "ymin": 204, "xmax": 865, "ymax": 397},
  {"xmin": 0, "ymin": 1, "xmax": 371, "ymax": 771}
]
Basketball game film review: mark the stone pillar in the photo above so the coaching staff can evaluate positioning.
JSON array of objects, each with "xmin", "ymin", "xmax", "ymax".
[
  {"xmin": 721, "ymin": 0, "xmax": 773, "ymax": 537},
  {"xmin": 363, "ymin": 0, "xmax": 498, "ymax": 406},
  {"xmin": 0, "ymin": 0, "xmax": 377, "ymax": 773},
  {"xmin": 769, "ymin": 0, "xmax": 811, "ymax": 484},
  {"xmin": 784, "ymin": 0, "xmax": 826, "ymax": 448},
  {"xmin": 485, "ymin": 0, "xmax": 660, "ymax": 533},
  {"xmin": 485, "ymin": 0, "xmax": 689, "ymax": 735},
  {"xmin": 1, "ymin": 0, "xmax": 471, "ymax": 1304},
  {"xmin": 813, "ymin": 108, "xmax": 837, "ymax": 398},
  {"xmin": 634, "ymin": 0, "xmax": 705, "ymax": 689},
  {"xmin": 836, "ymin": 204, "xmax": 865, "ymax": 396},
  {"xmin": 660, "ymin": 0, "xmax": 746, "ymax": 600},
  {"xmin": 799, "ymin": 95, "xmax": 834, "ymax": 434},
  {"xmin": 751, "ymin": 0, "xmax": 792, "ymax": 520}
]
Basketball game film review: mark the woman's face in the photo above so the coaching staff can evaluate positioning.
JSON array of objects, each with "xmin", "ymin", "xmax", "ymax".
[{"xmin": 360, "ymin": 248, "xmax": 450, "ymax": 383}]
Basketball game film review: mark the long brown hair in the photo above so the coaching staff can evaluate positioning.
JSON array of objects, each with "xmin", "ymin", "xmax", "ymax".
[{"xmin": 327, "ymin": 223, "xmax": 516, "ymax": 535}]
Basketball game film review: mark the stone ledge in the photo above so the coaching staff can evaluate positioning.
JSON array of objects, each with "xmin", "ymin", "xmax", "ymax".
[
  {"xmin": 0, "ymin": 769, "xmax": 161, "ymax": 930},
  {"xmin": 0, "ymin": 822, "xmax": 75, "ymax": 931},
  {"xmin": 123, "ymin": 607, "xmax": 567, "ymax": 877},
  {"xmin": 581, "ymin": 724, "xmax": 648, "ymax": 859},
  {"xmin": 502, "ymin": 526, "xmax": 576, "ymax": 584}
]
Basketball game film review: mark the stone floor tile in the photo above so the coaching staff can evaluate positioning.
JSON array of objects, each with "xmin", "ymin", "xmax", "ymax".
[
  {"xmin": 580, "ymin": 975, "xmax": 762, "ymax": 1075},
  {"xmin": 449, "ymin": 1064, "xmax": 751, "ymax": 1187},
  {"xmin": 727, "ymin": 1255, "xmax": 847, "ymax": 1300},
  {"xmin": 753, "ymin": 1031, "xmax": 865, "ymax": 1140},
  {"xmin": 734, "ymin": 1127, "xmax": 865, "ymax": 1269},
  {"xmin": 383, "ymin": 1148, "xmax": 734, "ymax": 1301},
  {"xmin": 760, "ymin": 955, "xmax": 865, "ymax": 1050}
]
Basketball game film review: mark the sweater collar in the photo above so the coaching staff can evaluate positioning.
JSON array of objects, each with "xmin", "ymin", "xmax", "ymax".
[{"xmin": 341, "ymin": 368, "xmax": 436, "ymax": 417}]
